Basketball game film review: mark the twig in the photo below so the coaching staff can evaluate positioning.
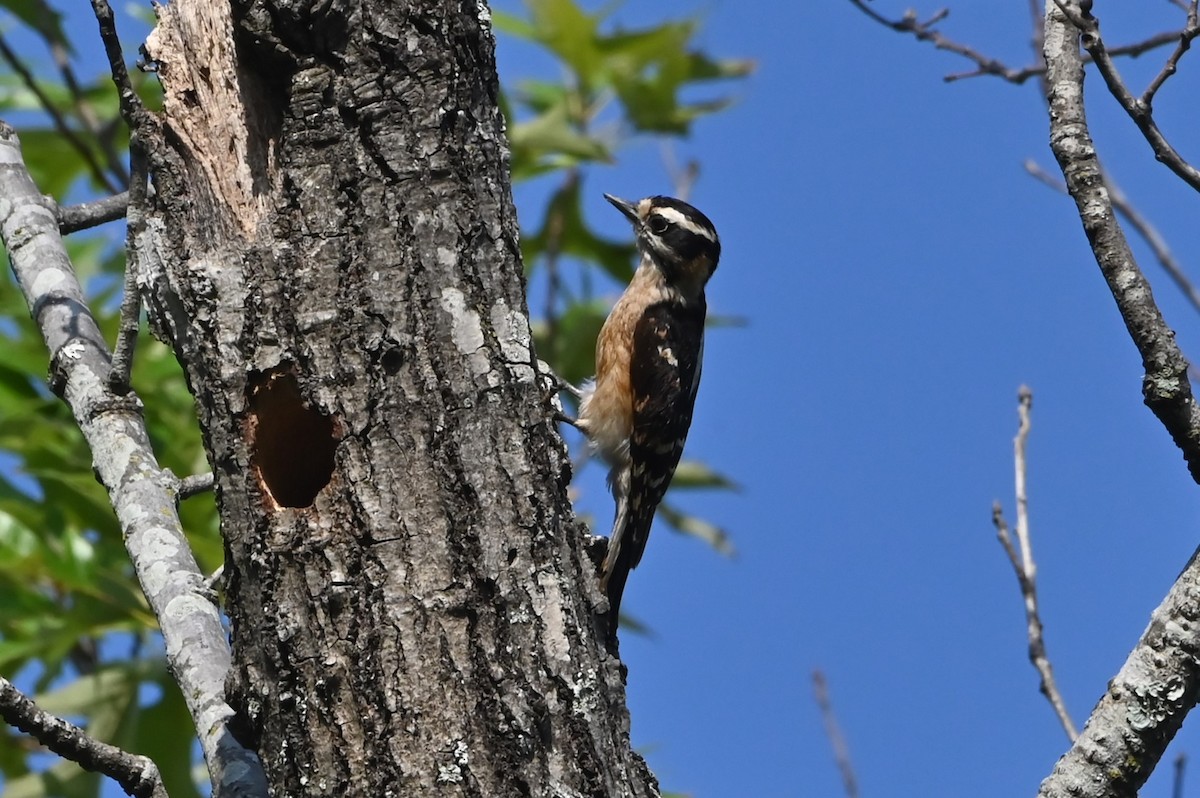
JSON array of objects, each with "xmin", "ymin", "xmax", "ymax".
[
  {"xmin": 1027, "ymin": 0, "xmax": 1050, "ymax": 98},
  {"xmin": 1024, "ymin": 159, "xmax": 1200, "ymax": 316},
  {"xmin": 0, "ymin": 123, "xmax": 267, "ymax": 798},
  {"xmin": 90, "ymin": 0, "xmax": 154, "ymax": 134},
  {"xmin": 1037, "ymin": 6, "xmax": 1200, "ymax": 793},
  {"xmin": 0, "ymin": 32, "xmax": 119, "ymax": 193},
  {"xmin": 204, "ymin": 564, "xmax": 226, "ymax": 593},
  {"xmin": 1174, "ymin": 753, "xmax": 1187, "ymax": 798},
  {"xmin": 812, "ymin": 670, "xmax": 859, "ymax": 798},
  {"xmin": 661, "ymin": 143, "xmax": 699, "ymax": 201},
  {"xmin": 1141, "ymin": 0, "xmax": 1200, "ymax": 108},
  {"xmin": 0, "ymin": 675, "xmax": 168, "ymax": 798},
  {"xmin": 991, "ymin": 387, "xmax": 1077, "ymax": 741},
  {"xmin": 58, "ymin": 192, "xmax": 130, "ymax": 234},
  {"xmin": 1053, "ymin": 0, "xmax": 1200, "ymax": 192},
  {"xmin": 91, "ymin": 1, "xmax": 162, "ymax": 394},
  {"xmin": 178, "ymin": 472, "xmax": 215, "ymax": 500},
  {"xmin": 108, "ymin": 140, "xmax": 147, "ymax": 393},
  {"xmin": 847, "ymin": 0, "xmax": 1184, "ymax": 85}
]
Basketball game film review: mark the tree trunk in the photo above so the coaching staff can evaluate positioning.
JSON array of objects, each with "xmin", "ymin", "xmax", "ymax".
[{"xmin": 139, "ymin": 2, "xmax": 656, "ymax": 795}]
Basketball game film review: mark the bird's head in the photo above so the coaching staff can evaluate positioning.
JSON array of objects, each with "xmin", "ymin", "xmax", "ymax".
[{"xmin": 604, "ymin": 193, "xmax": 720, "ymax": 292}]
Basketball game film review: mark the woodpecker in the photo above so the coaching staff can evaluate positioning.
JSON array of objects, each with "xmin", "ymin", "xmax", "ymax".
[{"xmin": 572, "ymin": 193, "xmax": 720, "ymax": 637}]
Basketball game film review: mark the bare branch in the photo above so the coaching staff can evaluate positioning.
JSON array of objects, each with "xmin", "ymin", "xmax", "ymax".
[
  {"xmin": 1054, "ymin": 0, "xmax": 1200, "ymax": 192},
  {"xmin": 1174, "ymin": 754, "xmax": 1187, "ymax": 798},
  {"xmin": 991, "ymin": 388, "xmax": 1077, "ymax": 741},
  {"xmin": 90, "ymin": 0, "xmax": 154, "ymax": 136},
  {"xmin": 90, "ymin": 1, "xmax": 164, "ymax": 395},
  {"xmin": 0, "ymin": 123, "xmax": 267, "ymax": 798},
  {"xmin": 1024, "ymin": 159, "xmax": 1200, "ymax": 317},
  {"xmin": 1044, "ymin": 6, "xmax": 1200, "ymax": 484},
  {"xmin": 847, "ymin": 1, "xmax": 1039, "ymax": 83},
  {"xmin": 108, "ymin": 140, "xmax": 147, "ymax": 393},
  {"xmin": 1037, "ymin": 5, "xmax": 1200, "ymax": 792},
  {"xmin": 661, "ymin": 142, "xmax": 700, "ymax": 201},
  {"xmin": 1104, "ymin": 176, "xmax": 1200, "ymax": 314},
  {"xmin": 0, "ymin": 675, "xmax": 168, "ymax": 798},
  {"xmin": 812, "ymin": 670, "xmax": 859, "ymax": 798},
  {"xmin": 1142, "ymin": 0, "xmax": 1200, "ymax": 108},
  {"xmin": 847, "ymin": 1, "xmax": 1185, "ymax": 85},
  {"xmin": 58, "ymin": 192, "xmax": 129, "ymax": 234},
  {"xmin": 178, "ymin": 472, "xmax": 215, "ymax": 500}
]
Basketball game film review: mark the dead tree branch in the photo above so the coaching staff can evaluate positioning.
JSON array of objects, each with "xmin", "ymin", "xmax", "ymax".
[
  {"xmin": 1038, "ymin": 5, "xmax": 1200, "ymax": 792},
  {"xmin": 57, "ymin": 191, "xmax": 130, "ymax": 234},
  {"xmin": 0, "ymin": 123, "xmax": 267, "ymax": 798},
  {"xmin": 847, "ymin": 1, "xmax": 1187, "ymax": 85},
  {"xmin": 0, "ymin": 676, "xmax": 168, "ymax": 798},
  {"xmin": 812, "ymin": 670, "xmax": 859, "ymax": 798},
  {"xmin": 991, "ymin": 386, "xmax": 1077, "ymax": 741},
  {"xmin": 1053, "ymin": 0, "xmax": 1200, "ymax": 192}
]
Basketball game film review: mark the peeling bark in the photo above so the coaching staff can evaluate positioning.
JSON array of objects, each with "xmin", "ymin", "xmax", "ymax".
[{"xmin": 139, "ymin": 2, "xmax": 656, "ymax": 795}]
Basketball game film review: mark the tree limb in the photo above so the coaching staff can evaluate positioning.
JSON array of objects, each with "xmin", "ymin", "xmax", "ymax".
[
  {"xmin": 1037, "ymin": 4, "xmax": 1200, "ymax": 793},
  {"xmin": 108, "ymin": 138, "xmax": 146, "ymax": 393},
  {"xmin": 846, "ymin": 0, "xmax": 1186, "ymax": 84},
  {"xmin": 91, "ymin": 0, "xmax": 162, "ymax": 393},
  {"xmin": 1044, "ymin": 4, "xmax": 1200, "ymax": 485},
  {"xmin": 58, "ymin": 191, "xmax": 130, "ymax": 234},
  {"xmin": 0, "ymin": 122, "xmax": 267, "ymax": 798},
  {"xmin": 1053, "ymin": 0, "xmax": 1200, "ymax": 192},
  {"xmin": 0, "ymin": 675, "xmax": 168, "ymax": 798}
]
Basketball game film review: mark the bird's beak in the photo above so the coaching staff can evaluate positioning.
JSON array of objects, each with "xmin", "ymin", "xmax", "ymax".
[{"xmin": 603, "ymin": 193, "xmax": 639, "ymax": 225}]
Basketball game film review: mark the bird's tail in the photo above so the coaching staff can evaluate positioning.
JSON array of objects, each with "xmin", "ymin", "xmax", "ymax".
[{"xmin": 599, "ymin": 488, "xmax": 653, "ymax": 642}]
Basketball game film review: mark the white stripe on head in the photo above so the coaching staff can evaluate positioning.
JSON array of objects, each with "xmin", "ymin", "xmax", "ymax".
[{"xmin": 650, "ymin": 206, "xmax": 718, "ymax": 242}]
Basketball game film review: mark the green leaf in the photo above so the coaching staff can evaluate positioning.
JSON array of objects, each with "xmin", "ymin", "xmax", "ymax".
[
  {"xmin": 657, "ymin": 502, "xmax": 734, "ymax": 556},
  {"xmin": 491, "ymin": 9, "xmax": 536, "ymax": 39},
  {"xmin": 2, "ymin": 761, "xmax": 98, "ymax": 798},
  {"xmin": 616, "ymin": 610, "xmax": 655, "ymax": 638},
  {"xmin": 36, "ymin": 660, "xmax": 158, "ymax": 719},
  {"xmin": 18, "ymin": 128, "xmax": 94, "ymax": 198},
  {"xmin": 509, "ymin": 101, "xmax": 612, "ymax": 180},
  {"xmin": 0, "ymin": 507, "xmax": 38, "ymax": 559},
  {"xmin": 522, "ymin": 177, "xmax": 636, "ymax": 282},
  {"xmin": 533, "ymin": 299, "xmax": 610, "ymax": 387},
  {"xmin": 525, "ymin": 0, "xmax": 600, "ymax": 88},
  {"xmin": 668, "ymin": 460, "xmax": 740, "ymax": 491}
]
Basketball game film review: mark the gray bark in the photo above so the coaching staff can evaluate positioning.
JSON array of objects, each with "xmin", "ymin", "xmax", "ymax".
[
  {"xmin": 140, "ymin": 1, "xmax": 656, "ymax": 795},
  {"xmin": 1038, "ymin": 3, "xmax": 1200, "ymax": 795},
  {"xmin": 0, "ymin": 121, "xmax": 267, "ymax": 797}
]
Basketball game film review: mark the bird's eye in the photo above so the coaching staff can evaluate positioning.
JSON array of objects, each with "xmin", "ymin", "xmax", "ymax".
[{"xmin": 648, "ymin": 215, "xmax": 670, "ymax": 234}]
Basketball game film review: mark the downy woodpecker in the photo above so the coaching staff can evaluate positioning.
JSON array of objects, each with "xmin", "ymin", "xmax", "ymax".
[{"xmin": 575, "ymin": 193, "xmax": 720, "ymax": 636}]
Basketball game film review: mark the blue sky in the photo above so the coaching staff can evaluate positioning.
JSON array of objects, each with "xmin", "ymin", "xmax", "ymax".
[{"xmin": 41, "ymin": 2, "xmax": 1200, "ymax": 797}]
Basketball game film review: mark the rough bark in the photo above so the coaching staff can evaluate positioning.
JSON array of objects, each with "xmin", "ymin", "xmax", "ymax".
[
  {"xmin": 0, "ymin": 121, "xmax": 267, "ymax": 798},
  {"xmin": 139, "ymin": 1, "xmax": 656, "ymax": 796},
  {"xmin": 1037, "ymin": 3, "xmax": 1200, "ymax": 795}
]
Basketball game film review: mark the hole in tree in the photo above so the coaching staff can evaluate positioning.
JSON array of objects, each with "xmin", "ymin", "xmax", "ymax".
[{"xmin": 248, "ymin": 366, "xmax": 337, "ymax": 508}]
